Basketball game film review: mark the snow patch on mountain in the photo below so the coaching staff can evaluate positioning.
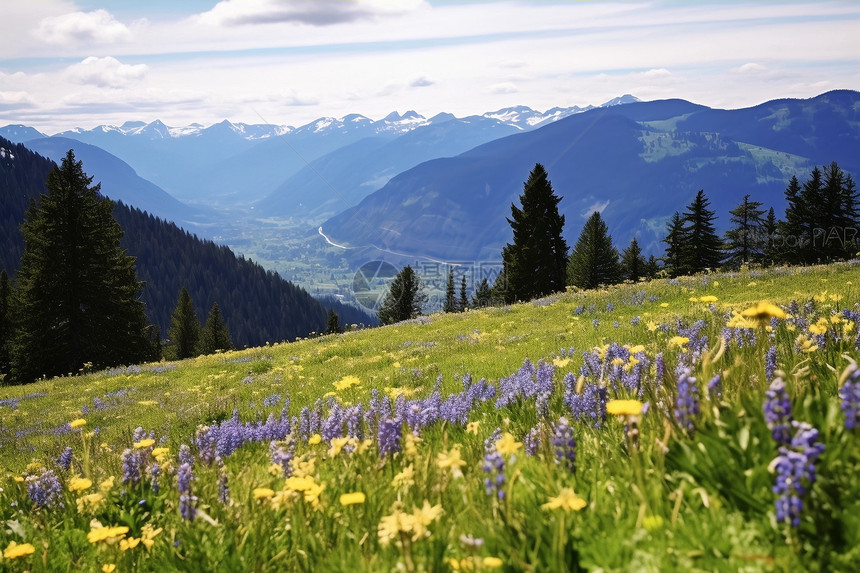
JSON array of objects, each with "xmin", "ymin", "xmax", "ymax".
[{"xmin": 0, "ymin": 147, "xmax": 14, "ymax": 160}]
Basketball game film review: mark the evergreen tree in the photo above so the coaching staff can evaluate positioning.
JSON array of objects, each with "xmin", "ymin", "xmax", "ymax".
[
  {"xmin": 662, "ymin": 211, "xmax": 689, "ymax": 276},
  {"xmin": 10, "ymin": 150, "xmax": 154, "ymax": 383},
  {"xmin": 499, "ymin": 164, "xmax": 569, "ymax": 302},
  {"xmin": 166, "ymin": 287, "xmax": 201, "ymax": 360},
  {"xmin": 200, "ymin": 302, "xmax": 233, "ymax": 354},
  {"xmin": 620, "ymin": 237, "xmax": 646, "ymax": 282},
  {"xmin": 762, "ymin": 207, "xmax": 779, "ymax": 265},
  {"xmin": 0, "ymin": 270, "xmax": 10, "ymax": 382},
  {"xmin": 458, "ymin": 275, "xmax": 468, "ymax": 312},
  {"xmin": 472, "ymin": 278, "xmax": 494, "ymax": 308},
  {"xmin": 644, "ymin": 255, "xmax": 661, "ymax": 279},
  {"xmin": 443, "ymin": 268, "xmax": 457, "ymax": 313},
  {"xmin": 682, "ymin": 190, "xmax": 722, "ymax": 273},
  {"xmin": 723, "ymin": 194, "xmax": 766, "ymax": 268},
  {"xmin": 567, "ymin": 211, "xmax": 621, "ymax": 289},
  {"xmin": 378, "ymin": 266, "xmax": 427, "ymax": 325},
  {"xmin": 324, "ymin": 308, "xmax": 342, "ymax": 335},
  {"xmin": 780, "ymin": 175, "xmax": 806, "ymax": 264}
]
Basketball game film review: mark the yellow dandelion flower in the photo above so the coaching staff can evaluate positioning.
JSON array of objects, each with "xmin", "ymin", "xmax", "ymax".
[
  {"xmin": 741, "ymin": 301, "xmax": 786, "ymax": 322},
  {"xmin": 133, "ymin": 438, "xmax": 155, "ymax": 449},
  {"xmin": 495, "ymin": 432, "xmax": 522, "ymax": 456},
  {"xmin": 76, "ymin": 492, "xmax": 105, "ymax": 513},
  {"xmin": 541, "ymin": 487, "xmax": 587, "ymax": 512},
  {"xmin": 808, "ymin": 321, "xmax": 828, "ymax": 336},
  {"xmin": 308, "ymin": 434, "xmax": 322, "ymax": 445},
  {"xmin": 552, "ymin": 357, "xmax": 571, "ymax": 368},
  {"xmin": 13, "ymin": 476, "xmax": 25, "ymax": 483},
  {"xmin": 285, "ymin": 475, "xmax": 317, "ymax": 491},
  {"xmin": 726, "ymin": 311, "xmax": 755, "ymax": 329},
  {"xmin": 339, "ymin": 492, "xmax": 366, "ymax": 506},
  {"xmin": 151, "ymin": 447, "xmax": 170, "ymax": 461},
  {"xmin": 120, "ymin": 536, "xmax": 140, "ymax": 551},
  {"xmin": 483, "ymin": 556, "xmax": 504, "ymax": 568},
  {"xmin": 102, "ymin": 564, "xmax": 116, "ymax": 573},
  {"xmin": 68, "ymin": 476, "xmax": 93, "ymax": 492},
  {"xmin": 466, "ymin": 421, "xmax": 481, "ymax": 435},
  {"xmin": 669, "ymin": 336, "xmax": 690, "ymax": 347},
  {"xmin": 646, "ymin": 321, "xmax": 658, "ymax": 332},
  {"xmin": 606, "ymin": 399, "xmax": 644, "ymax": 416},
  {"xmin": 699, "ymin": 295, "xmax": 718, "ymax": 303},
  {"xmin": 70, "ymin": 418, "xmax": 87, "ymax": 429},
  {"xmin": 3, "ymin": 541, "xmax": 36, "ymax": 559},
  {"xmin": 253, "ymin": 487, "xmax": 275, "ymax": 500},
  {"xmin": 628, "ymin": 344, "xmax": 646, "ymax": 354},
  {"xmin": 713, "ymin": 281, "xmax": 719, "ymax": 287},
  {"xmin": 87, "ymin": 525, "xmax": 129, "ymax": 545},
  {"xmin": 99, "ymin": 476, "xmax": 115, "ymax": 493},
  {"xmin": 328, "ymin": 436, "xmax": 350, "ymax": 457},
  {"xmin": 333, "ymin": 375, "xmax": 361, "ymax": 391},
  {"xmin": 660, "ymin": 302, "xmax": 670, "ymax": 308}
]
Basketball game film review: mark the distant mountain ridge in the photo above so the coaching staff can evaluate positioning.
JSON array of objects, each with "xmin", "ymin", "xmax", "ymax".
[{"xmin": 319, "ymin": 90, "xmax": 860, "ymax": 265}]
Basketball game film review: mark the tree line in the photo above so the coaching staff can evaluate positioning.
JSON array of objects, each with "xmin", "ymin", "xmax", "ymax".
[{"xmin": 376, "ymin": 161, "xmax": 858, "ymax": 322}]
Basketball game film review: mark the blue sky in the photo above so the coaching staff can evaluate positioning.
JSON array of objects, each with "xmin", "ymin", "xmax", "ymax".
[{"xmin": 1, "ymin": 0, "xmax": 858, "ymax": 133}]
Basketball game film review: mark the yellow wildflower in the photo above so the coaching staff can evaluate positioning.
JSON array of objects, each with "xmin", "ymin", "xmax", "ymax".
[
  {"xmin": 3, "ymin": 541, "xmax": 36, "ymax": 559},
  {"xmin": 339, "ymin": 492, "xmax": 366, "ymax": 506},
  {"xmin": 133, "ymin": 438, "xmax": 155, "ymax": 449},
  {"xmin": 152, "ymin": 447, "xmax": 170, "ymax": 461},
  {"xmin": 410, "ymin": 500, "xmax": 443, "ymax": 541},
  {"xmin": 76, "ymin": 492, "xmax": 105, "ymax": 513},
  {"xmin": 741, "ymin": 301, "xmax": 786, "ymax": 323},
  {"xmin": 253, "ymin": 487, "xmax": 275, "ymax": 500},
  {"xmin": 13, "ymin": 476, "xmax": 25, "ymax": 483},
  {"xmin": 669, "ymin": 336, "xmax": 689, "ymax": 347},
  {"xmin": 99, "ymin": 476, "xmax": 115, "ymax": 493},
  {"xmin": 404, "ymin": 433, "xmax": 422, "ymax": 459},
  {"xmin": 726, "ymin": 311, "xmax": 755, "ymax": 329},
  {"xmin": 137, "ymin": 400, "xmax": 158, "ymax": 406},
  {"xmin": 392, "ymin": 464, "xmax": 415, "ymax": 493},
  {"xmin": 660, "ymin": 303, "xmax": 669, "ymax": 308},
  {"xmin": 102, "ymin": 565, "xmax": 116, "ymax": 573},
  {"xmin": 606, "ymin": 399, "xmax": 644, "ymax": 416},
  {"xmin": 541, "ymin": 487, "xmax": 587, "ymax": 512},
  {"xmin": 308, "ymin": 434, "xmax": 322, "ymax": 445},
  {"xmin": 437, "ymin": 445, "xmax": 467, "ymax": 472},
  {"xmin": 70, "ymin": 418, "xmax": 87, "ymax": 429},
  {"xmin": 699, "ymin": 295, "xmax": 718, "ymax": 303},
  {"xmin": 495, "ymin": 432, "xmax": 522, "ymax": 456},
  {"xmin": 284, "ymin": 475, "xmax": 317, "ymax": 492},
  {"xmin": 483, "ymin": 556, "xmax": 504, "ymax": 568},
  {"xmin": 87, "ymin": 524, "xmax": 129, "ymax": 545},
  {"xmin": 466, "ymin": 421, "xmax": 481, "ymax": 435},
  {"xmin": 628, "ymin": 344, "xmax": 646, "ymax": 354},
  {"xmin": 68, "ymin": 476, "xmax": 93, "ymax": 492},
  {"xmin": 328, "ymin": 436, "xmax": 350, "ymax": 457},
  {"xmin": 333, "ymin": 375, "xmax": 361, "ymax": 391},
  {"xmin": 552, "ymin": 357, "xmax": 571, "ymax": 368},
  {"xmin": 120, "ymin": 536, "xmax": 140, "ymax": 551},
  {"xmin": 646, "ymin": 321, "xmax": 658, "ymax": 332},
  {"xmin": 808, "ymin": 319, "xmax": 828, "ymax": 336},
  {"xmin": 796, "ymin": 334, "xmax": 818, "ymax": 353}
]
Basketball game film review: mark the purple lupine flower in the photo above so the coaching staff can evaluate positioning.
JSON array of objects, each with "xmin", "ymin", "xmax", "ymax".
[
  {"xmin": 654, "ymin": 353, "xmax": 666, "ymax": 388},
  {"xmin": 707, "ymin": 374, "xmax": 722, "ymax": 401},
  {"xmin": 218, "ymin": 464, "xmax": 230, "ymax": 505},
  {"xmin": 26, "ymin": 469, "xmax": 63, "ymax": 508},
  {"xmin": 345, "ymin": 404, "xmax": 364, "ymax": 439},
  {"xmin": 483, "ymin": 427, "xmax": 502, "ymax": 454},
  {"xmin": 321, "ymin": 403, "xmax": 344, "ymax": 441},
  {"xmin": 674, "ymin": 368, "xmax": 700, "ymax": 431},
  {"xmin": 121, "ymin": 449, "xmax": 143, "ymax": 486},
  {"xmin": 764, "ymin": 378, "xmax": 793, "ymax": 445},
  {"xmin": 606, "ymin": 302, "xmax": 614, "ymax": 312},
  {"xmin": 536, "ymin": 360, "xmax": 554, "ymax": 395},
  {"xmin": 536, "ymin": 392, "xmax": 550, "ymax": 419},
  {"xmin": 299, "ymin": 407, "xmax": 311, "ymax": 441},
  {"xmin": 132, "ymin": 427, "xmax": 147, "ymax": 443},
  {"xmin": 269, "ymin": 440, "xmax": 294, "ymax": 477},
  {"xmin": 772, "ymin": 421, "xmax": 825, "ymax": 527},
  {"xmin": 592, "ymin": 319, "xmax": 600, "ymax": 328},
  {"xmin": 840, "ymin": 365, "xmax": 860, "ymax": 430},
  {"xmin": 565, "ymin": 382, "xmax": 607, "ymax": 429},
  {"xmin": 377, "ymin": 417, "xmax": 402, "ymax": 458},
  {"xmin": 482, "ymin": 449, "xmax": 506, "ymax": 500},
  {"xmin": 178, "ymin": 444, "xmax": 194, "ymax": 466},
  {"xmin": 551, "ymin": 417, "xmax": 576, "ymax": 473},
  {"xmin": 149, "ymin": 462, "xmax": 161, "ymax": 494},
  {"xmin": 524, "ymin": 425, "xmax": 542, "ymax": 456},
  {"xmin": 263, "ymin": 393, "xmax": 282, "ymax": 407},
  {"xmin": 57, "ymin": 446, "xmax": 73, "ymax": 471},
  {"xmin": 177, "ymin": 462, "xmax": 196, "ymax": 521},
  {"xmin": 765, "ymin": 346, "xmax": 778, "ymax": 381}
]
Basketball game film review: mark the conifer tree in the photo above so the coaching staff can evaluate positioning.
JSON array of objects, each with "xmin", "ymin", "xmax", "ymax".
[
  {"xmin": 458, "ymin": 275, "xmax": 468, "ymax": 312},
  {"xmin": 443, "ymin": 268, "xmax": 457, "ymax": 313},
  {"xmin": 662, "ymin": 211, "xmax": 689, "ymax": 276},
  {"xmin": 378, "ymin": 266, "xmax": 427, "ymax": 325},
  {"xmin": 325, "ymin": 308, "xmax": 342, "ymax": 335},
  {"xmin": 499, "ymin": 164, "xmax": 568, "ymax": 303},
  {"xmin": 620, "ymin": 237, "xmax": 646, "ymax": 282},
  {"xmin": 762, "ymin": 207, "xmax": 779, "ymax": 264},
  {"xmin": 567, "ymin": 211, "xmax": 621, "ymax": 289},
  {"xmin": 682, "ymin": 190, "xmax": 722, "ymax": 273},
  {"xmin": 167, "ymin": 287, "xmax": 201, "ymax": 360},
  {"xmin": 472, "ymin": 278, "xmax": 494, "ymax": 308},
  {"xmin": 723, "ymin": 194, "xmax": 766, "ymax": 268},
  {"xmin": 0, "ymin": 270, "xmax": 10, "ymax": 382},
  {"xmin": 200, "ymin": 302, "xmax": 233, "ymax": 354},
  {"xmin": 10, "ymin": 150, "xmax": 154, "ymax": 383}
]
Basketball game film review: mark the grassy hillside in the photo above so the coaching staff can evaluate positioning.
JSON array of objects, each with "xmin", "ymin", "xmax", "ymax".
[{"xmin": 1, "ymin": 262, "xmax": 858, "ymax": 571}]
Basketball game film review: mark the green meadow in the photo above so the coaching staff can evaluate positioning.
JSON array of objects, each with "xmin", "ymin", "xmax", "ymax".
[{"xmin": 1, "ymin": 262, "xmax": 859, "ymax": 572}]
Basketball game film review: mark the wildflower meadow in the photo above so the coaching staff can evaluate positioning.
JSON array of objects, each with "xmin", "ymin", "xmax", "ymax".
[{"xmin": 1, "ymin": 262, "xmax": 859, "ymax": 572}]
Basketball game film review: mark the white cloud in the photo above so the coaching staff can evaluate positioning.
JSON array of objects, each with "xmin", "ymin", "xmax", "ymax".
[
  {"xmin": 0, "ymin": 91, "xmax": 36, "ymax": 110},
  {"xmin": 34, "ymin": 9, "xmax": 133, "ymax": 45},
  {"xmin": 410, "ymin": 76, "xmax": 435, "ymax": 88},
  {"xmin": 197, "ymin": 0, "xmax": 427, "ymax": 27},
  {"xmin": 65, "ymin": 57, "xmax": 148, "ymax": 89},
  {"xmin": 582, "ymin": 200, "xmax": 610, "ymax": 218},
  {"xmin": 734, "ymin": 62, "xmax": 768, "ymax": 74},
  {"xmin": 488, "ymin": 82, "xmax": 517, "ymax": 95}
]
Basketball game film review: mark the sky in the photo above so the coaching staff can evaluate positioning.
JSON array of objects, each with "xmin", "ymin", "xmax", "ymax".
[{"xmin": 1, "ymin": 0, "xmax": 858, "ymax": 134}]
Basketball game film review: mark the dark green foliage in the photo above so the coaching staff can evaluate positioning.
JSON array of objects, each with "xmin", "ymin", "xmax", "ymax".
[
  {"xmin": 325, "ymin": 308, "xmax": 342, "ymax": 335},
  {"xmin": 458, "ymin": 275, "xmax": 468, "ymax": 312},
  {"xmin": 723, "ymin": 194, "xmax": 767, "ymax": 268},
  {"xmin": 200, "ymin": 302, "xmax": 233, "ymax": 355},
  {"xmin": 500, "ymin": 164, "xmax": 569, "ymax": 303},
  {"xmin": 10, "ymin": 150, "xmax": 154, "ymax": 383},
  {"xmin": 472, "ymin": 278, "xmax": 495, "ymax": 308},
  {"xmin": 443, "ymin": 268, "xmax": 457, "ymax": 313},
  {"xmin": 0, "ymin": 270, "xmax": 10, "ymax": 381},
  {"xmin": 662, "ymin": 211, "xmax": 689, "ymax": 276},
  {"xmin": 166, "ymin": 287, "xmax": 201, "ymax": 360},
  {"xmin": 779, "ymin": 163, "xmax": 859, "ymax": 263},
  {"xmin": 567, "ymin": 211, "xmax": 621, "ymax": 289},
  {"xmin": 682, "ymin": 190, "xmax": 723, "ymax": 273},
  {"xmin": 620, "ymin": 237, "xmax": 646, "ymax": 282},
  {"xmin": 378, "ymin": 266, "xmax": 427, "ymax": 325},
  {"xmin": 762, "ymin": 207, "xmax": 779, "ymax": 264}
]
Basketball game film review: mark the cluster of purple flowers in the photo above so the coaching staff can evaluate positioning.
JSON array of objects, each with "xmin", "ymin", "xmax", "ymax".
[
  {"xmin": 524, "ymin": 425, "xmax": 542, "ymax": 456},
  {"xmin": 721, "ymin": 326, "xmax": 757, "ymax": 349},
  {"xmin": 674, "ymin": 367, "xmax": 700, "ymax": 431},
  {"xmin": 177, "ymin": 461, "xmax": 197, "ymax": 521},
  {"xmin": 764, "ymin": 378, "xmax": 793, "ymax": 445},
  {"xmin": 377, "ymin": 417, "xmax": 402, "ymax": 457},
  {"xmin": 772, "ymin": 421, "xmax": 825, "ymax": 527},
  {"xmin": 57, "ymin": 446, "xmax": 73, "ymax": 471},
  {"xmin": 840, "ymin": 363, "xmax": 860, "ymax": 430},
  {"xmin": 195, "ymin": 408, "xmax": 292, "ymax": 464},
  {"xmin": 269, "ymin": 440, "xmax": 295, "ymax": 477},
  {"xmin": 482, "ymin": 447, "xmax": 506, "ymax": 500},
  {"xmin": 495, "ymin": 359, "xmax": 554, "ymax": 409},
  {"xmin": 26, "ymin": 469, "xmax": 63, "ymax": 508},
  {"xmin": 564, "ymin": 376, "xmax": 607, "ymax": 429},
  {"xmin": 551, "ymin": 417, "xmax": 576, "ymax": 473}
]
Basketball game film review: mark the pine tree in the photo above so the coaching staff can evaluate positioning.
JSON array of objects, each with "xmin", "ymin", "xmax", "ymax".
[
  {"xmin": 166, "ymin": 287, "xmax": 201, "ymax": 360},
  {"xmin": 443, "ymin": 268, "xmax": 457, "ymax": 313},
  {"xmin": 682, "ymin": 190, "xmax": 722, "ymax": 273},
  {"xmin": 499, "ymin": 164, "xmax": 569, "ymax": 303},
  {"xmin": 662, "ymin": 211, "xmax": 689, "ymax": 277},
  {"xmin": 324, "ymin": 308, "xmax": 342, "ymax": 335},
  {"xmin": 472, "ymin": 278, "xmax": 494, "ymax": 308},
  {"xmin": 200, "ymin": 302, "xmax": 233, "ymax": 354},
  {"xmin": 620, "ymin": 237, "xmax": 646, "ymax": 282},
  {"xmin": 0, "ymin": 270, "xmax": 10, "ymax": 382},
  {"xmin": 10, "ymin": 150, "xmax": 154, "ymax": 383},
  {"xmin": 567, "ymin": 211, "xmax": 621, "ymax": 289},
  {"xmin": 762, "ymin": 207, "xmax": 779, "ymax": 265},
  {"xmin": 378, "ymin": 266, "xmax": 427, "ymax": 325},
  {"xmin": 458, "ymin": 275, "xmax": 468, "ymax": 312},
  {"xmin": 723, "ymin": 194, "xmax": 766, "ymax": 268}
]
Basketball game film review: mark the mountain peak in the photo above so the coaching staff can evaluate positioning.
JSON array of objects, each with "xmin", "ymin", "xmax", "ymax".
[{"xmin": 600, "ymin": 94, "xmax": 640, "ymax": 107}]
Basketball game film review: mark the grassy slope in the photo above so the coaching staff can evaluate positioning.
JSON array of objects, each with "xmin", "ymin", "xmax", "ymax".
[{"xmin": 1, "ymin": 262, "xmax": 858, "ymax": 571}]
